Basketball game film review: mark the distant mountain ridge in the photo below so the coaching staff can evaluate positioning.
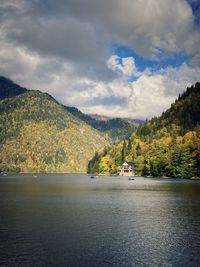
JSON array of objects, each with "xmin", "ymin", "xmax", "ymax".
[
  {"xmin": 88, "ymin": 113, "xmax": 144, "ymax": 125},
  {"xmin": 65, "ymin": 106, "xmax": 138, "ymax": 140},
  {"xmin": 0, "ymin": 76, "xmax": 140, "ymax": 140}
]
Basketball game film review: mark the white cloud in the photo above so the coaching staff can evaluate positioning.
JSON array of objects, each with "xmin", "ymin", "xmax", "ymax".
[
  {"xmin": 60, "ymin": 0, "xmax": 197, "ymax": 59},
  {"xmin": 0, "ymin": 0, "xmax": 200, "ymax": 120},
  {"xmin": 107, "ymin": 55, "xmax": 140, "ymax": 78},
  {"xmin": 1, "ymin": 0, "xmax": 200, "ymax": 65},
  {"xmin": 82, "ymin": 60, "xmax": 200, "ymax": 119},
  {"xmin": 0, "ymin": 37, "xmax": 199, "ymax": 120}
]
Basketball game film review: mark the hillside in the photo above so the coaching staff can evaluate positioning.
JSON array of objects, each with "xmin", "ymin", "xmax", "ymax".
[
  {"xmin": 88, "ymin": 83, "xmax": 200, "ymax": 178},
  {"xmin": 88, "ymin": 114, "xmax": 144, "ymax": 125},
  {"xmin": 65, "ymin": 106, "xmax": 137, "ymax": 140},
  {"xmin": 136, "ymin": 82, "xmax": 200, "ymax": 139},
  {"xmin": 0, "ymin": 76, "xmax": 27, "ymax": 99},
  {"xmin": 0, "ymin": 78, "xmax": 110, "ymax": 173}
]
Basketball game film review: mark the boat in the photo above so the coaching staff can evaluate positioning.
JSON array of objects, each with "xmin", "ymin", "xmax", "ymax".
[
  {"xmin": 128, "ymin": 177, "xmax": 135, "ymax": 180},
  {"xmin": 90, "ymin": 175, "xmax": 99, "ymax": 179}
]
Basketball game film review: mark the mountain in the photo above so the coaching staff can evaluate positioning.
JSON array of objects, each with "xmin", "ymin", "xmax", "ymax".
[
  {"xmin": 87, "ymin": 114, "xmax": 144, "ymax": 125},
  {"xmin": 0, "ymin": 76, "xmax": 28, "ymax": 99},
  {"xmin": 65, "ymin": 106, "xmax": 137, "ymax": 140},
  {"xmin": 87, "ymin": 114, "xmax": 112, "ymax": 121},
  {"xmin": 136, "ymin": 82, "xmax": 200, "ymax": 139},
  {"xmin": 0, "ymin": 77, "xmax": 110, "ymax": 173},
  {"xmin": 88, "ymin": 83, "xmax": 200, "ymax": 178}
]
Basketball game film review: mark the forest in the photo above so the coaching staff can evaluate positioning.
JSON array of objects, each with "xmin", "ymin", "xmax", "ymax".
[
  {"xmin": 0, "ymin": 78, "xmax": 109, "ymax": 173},
  {"xmin": 65, "ymin": 106, "xmax": 138, "ymax": 140},
  {"xmin": 1, "ymin": 77, "xmax": 200, "ymax": 177},
  {"xmin": 88, "ymin": 83, "xmax": 200, "ymax": 179}
]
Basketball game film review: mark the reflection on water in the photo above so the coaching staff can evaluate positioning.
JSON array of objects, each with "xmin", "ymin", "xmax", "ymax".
[{"xmin": 0, "ymin": 174, "xmax": 200, "ymax": 266}]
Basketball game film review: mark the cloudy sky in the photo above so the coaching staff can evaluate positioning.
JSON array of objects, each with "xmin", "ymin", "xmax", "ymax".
[{"xmin": 0, "ymin": 0, "xmax": 200, "ymax": 119}]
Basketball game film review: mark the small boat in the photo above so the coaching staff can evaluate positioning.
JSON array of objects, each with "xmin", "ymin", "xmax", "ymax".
[
  {"xmin": 33, "ymin": 175, "xmax": 38, "ymax": 179},
  {"xmin": 128, "ymin": 177, "xmax": 135, "ymax": 180},
  {"xmin": 90, "ymin": 175, "xmax": 99, "ymax": 179}
]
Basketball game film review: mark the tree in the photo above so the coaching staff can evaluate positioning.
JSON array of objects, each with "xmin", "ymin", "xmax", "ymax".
[
  {"xmin": 87, "ymin": 152, "xmax": 100, "ymax": 173},
  {"xmin": 127, "ymin": 138, "xmax": 132, "ymax": 153},
  {"xmin": 136, "ymin": 143, "xmax": 142, "ymax": 156},
  {"xmin": 121, "ymin": 140, "xmax": 126, "ymax": 163}
]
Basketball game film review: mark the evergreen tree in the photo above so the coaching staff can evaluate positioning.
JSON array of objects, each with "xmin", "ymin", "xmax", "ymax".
[
  {"xmin": 121, "ymin": 140, "xmax": 126, "ymax": 163},
  {"xmin": 127, "ymin": 138, "xmax": 132, "ymax": 153},
  {"xmin": 136, "ymin": 143, "xmax": 142, "ymax": 156}
]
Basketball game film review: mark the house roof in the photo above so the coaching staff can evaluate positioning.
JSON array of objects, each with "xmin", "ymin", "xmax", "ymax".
[
  {"xmin": 127, "ymin": 162, "xmax": 135, "ymax": 166},
  {"xmin": 122, "ymin": 161, "xmax": 135, "ymax": 166}
]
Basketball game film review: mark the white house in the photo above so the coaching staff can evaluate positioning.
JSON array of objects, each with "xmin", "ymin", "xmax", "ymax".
[{"xmin": 117, "ymin": 162, "xmax": 134, "ymax": 176}]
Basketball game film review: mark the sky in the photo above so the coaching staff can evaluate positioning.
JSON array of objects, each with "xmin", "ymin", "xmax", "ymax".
[{"xmin": 0, "ymin": 0, "xmax": 200, "ymax": 119}]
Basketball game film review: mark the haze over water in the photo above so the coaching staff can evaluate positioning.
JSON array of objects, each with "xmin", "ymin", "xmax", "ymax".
[{"xmin": 0, "ymin": 174, "xmax": 200, "ymax": 266}]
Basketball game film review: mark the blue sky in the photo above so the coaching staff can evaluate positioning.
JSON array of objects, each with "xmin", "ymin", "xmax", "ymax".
[
  {"xmin": 113, "ymin": 44, "xmax": 191, "ymax": 73},
  {"xmin": 188, "ymin": 0, "xmax": 200, "ymax": 24},
  {"xmin": 0, "ymin": 0, "xmax": 200, "ymax": 119},
  {"xmin": 112, "ymin": 0, "xmax": 199, "ymax": 82}
]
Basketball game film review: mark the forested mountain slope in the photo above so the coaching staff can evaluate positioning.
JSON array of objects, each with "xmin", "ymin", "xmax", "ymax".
[
  {"xmin": 0, "ymin": 76, "xmax": 27, "ymax": 99},
  {"xmin": 0, "ymin": 78, "xmax": 110, "ymax": 173},
  {"xmin": 65, "ymin": 106, "xmax": 137, "ymax": 140},
  {"xmin": 136, "ymin": 83, "xmax": 200, "ymax": 139},
  {"xmin": 88, "ymin": 83, "xmax": 200, "ymax": 178}
]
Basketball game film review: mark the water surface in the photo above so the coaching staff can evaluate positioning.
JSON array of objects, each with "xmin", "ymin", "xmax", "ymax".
[{"xmin": 0, "ymin": 174, "xmax": 200, "ymax": 266}]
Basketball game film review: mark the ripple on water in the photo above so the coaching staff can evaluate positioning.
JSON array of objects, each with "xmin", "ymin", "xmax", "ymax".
[{"xmin": 0, "ymin": 174, "xmax": 200, "ymax": 266}]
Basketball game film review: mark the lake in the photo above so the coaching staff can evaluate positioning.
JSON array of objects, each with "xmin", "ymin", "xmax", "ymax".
[{"xmin": 0, "ymin": 174, "xmax": 200, "ymax": 266}]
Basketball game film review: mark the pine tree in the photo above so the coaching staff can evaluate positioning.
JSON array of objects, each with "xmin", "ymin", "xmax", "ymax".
[
  {"xmin": 136, "ymin": 143, "xmax": 142, "ymax": 156},
  {"xmin": 121, "ymin": 140, "xmax": 126, "ymax": 163}
]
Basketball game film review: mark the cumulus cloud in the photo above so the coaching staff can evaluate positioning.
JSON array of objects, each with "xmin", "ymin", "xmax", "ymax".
[
  {"xmin": 82, "ymin": 55, "xmax": 200, "ymax": 119},
  {"xmin": 107, "ymin": 55, "xmax": 140, "ymax": 78},
  {"xmin": 0, "ymin": 0, "xmax": 200, "ymax": 119},
  {"xmin": 56, "ymin": 0, "xmax": 198, "ymax": 60},
  {"xmin": 1, "ymin": 0, "xmax": 200, "ymax": 64}
]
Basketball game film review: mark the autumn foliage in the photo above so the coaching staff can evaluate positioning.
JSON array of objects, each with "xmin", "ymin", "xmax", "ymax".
[
  {"xmin": 88, "ymin": 83, "xmax": 200, "ymax": 178},
  {"xmin": 0, "ymin": 87, "xmax": 110, "ymax": 173}
]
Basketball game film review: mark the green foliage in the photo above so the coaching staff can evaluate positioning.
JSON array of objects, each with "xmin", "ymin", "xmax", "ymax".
[
  {"xmin": 65, "ymin": 106, "xmax": 137, "ymax": 140},
  {"xmin": 0, "ymin": 163, "xmax": 21, "ymax": 173},
  {"xmin": 0, "ymin": 76, "xmax": 27, "ymax": 99},
  {"xmin": 88, "ymin": 152, "xmax": 101, "ymax": 173},
  {"xmin": 88, "ymin": 83, "xmax": 200, "ymax": 178},
  {"xmin": 0, "ymin": 79, "xmax": 110, "ymax": 173},
  {"xmin": 121, "ymin": 140, "xmax": 127, "ymax": 163}
]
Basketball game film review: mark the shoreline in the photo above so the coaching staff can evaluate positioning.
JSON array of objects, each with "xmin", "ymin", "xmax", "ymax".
[{"xmin": 1, "ymin": 172, "xmax": 200, "ymax": 180}]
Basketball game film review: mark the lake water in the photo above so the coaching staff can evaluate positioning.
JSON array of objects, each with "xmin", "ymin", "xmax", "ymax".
[{"xmin": 0, "ymin": 174, "xmax": 200, "ymax": 267}]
